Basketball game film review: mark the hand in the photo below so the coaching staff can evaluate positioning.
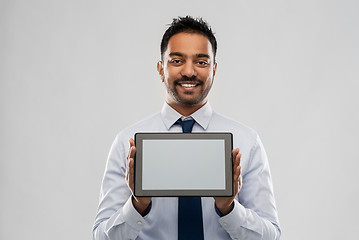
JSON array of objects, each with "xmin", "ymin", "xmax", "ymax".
[
  {"xmin": 126, "ymin": 138, "xmax": 152, "ymax": 216},
  {"xmin": 214, "ymin": 148, "xmax": 242, "ymax": 216}
]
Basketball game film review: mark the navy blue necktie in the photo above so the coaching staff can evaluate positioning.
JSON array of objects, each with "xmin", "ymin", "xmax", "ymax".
[{"xmin": 176, "ymin": 118, "xmax": 204, "ymax": 240}]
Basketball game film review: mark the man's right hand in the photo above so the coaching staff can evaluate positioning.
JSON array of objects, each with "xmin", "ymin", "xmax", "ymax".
[{"xmin": 126, "ymin": 138, "xmax": 152, "ymax": 216}]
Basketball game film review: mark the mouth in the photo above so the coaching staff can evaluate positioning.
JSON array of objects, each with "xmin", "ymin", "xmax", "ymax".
[
  {"xmin": 176, "ymin": 81, "xmax": 201, "ymax": 90},
  {"xmin": 180, "ymin": 83, "xmax": 198, "ymax": 88}
]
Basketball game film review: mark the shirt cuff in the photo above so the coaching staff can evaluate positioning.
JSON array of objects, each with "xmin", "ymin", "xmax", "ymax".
[
  {"xmin": 218, "ymin": 200, "xmax": 246, "ymax": 235},
  {"xmin": 122, "ymin": 197, "xmax": 147, "ymax": 232}
]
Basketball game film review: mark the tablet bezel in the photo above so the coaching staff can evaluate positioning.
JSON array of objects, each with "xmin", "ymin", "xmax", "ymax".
[{"xmin": 134, "ymin": 132, "xmax": 233, "ymax": 197}]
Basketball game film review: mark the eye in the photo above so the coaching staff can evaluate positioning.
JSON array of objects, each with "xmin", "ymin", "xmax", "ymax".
[
  {"xmin": 197, "ymin": 60, "xmax": 209, "ymax": 66},
  {"xmin": 169, "ymin": 59, "xmax": 182, "ymax": 65}
]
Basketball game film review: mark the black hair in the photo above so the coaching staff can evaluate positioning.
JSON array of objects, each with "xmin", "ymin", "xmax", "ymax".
[{"xmin": 160, "ymin": 16, "xmax": 217, "ymax": 61}]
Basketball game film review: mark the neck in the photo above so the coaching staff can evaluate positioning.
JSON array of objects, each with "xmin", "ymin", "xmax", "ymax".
[{"xmin": 167, "ymin": 101, "xmax": 206, "ymax": 117}]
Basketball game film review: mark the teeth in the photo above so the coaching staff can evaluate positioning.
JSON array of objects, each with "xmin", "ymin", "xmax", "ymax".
[{"xmin": 181, "ymin": 83, "xmax": 196, "ymax": 87}]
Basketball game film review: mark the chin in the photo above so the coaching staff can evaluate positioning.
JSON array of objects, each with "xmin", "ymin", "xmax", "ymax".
[
  {"xmin": 177, "ymin": 97, "xmax": 205, "ymax": 106},
  {"xmin": 168, "ymin": 88, "xmax": 207, "ymax": 107}
]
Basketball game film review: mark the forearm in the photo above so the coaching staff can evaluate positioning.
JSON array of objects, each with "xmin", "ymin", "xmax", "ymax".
[
  {"xmin": 93, "ymin": 134, "xmax": 147, "ymax": 240},
  {"xmin": 219, "ymin": 134, "xmax": 281, "ymax": 239},
  {"xmin": 92, "ymin": 197, "xmax": 147, "ymax": 240},
  {"xmin": 219, "ymin": 200, "xmax": 281, "ymax": 240}
]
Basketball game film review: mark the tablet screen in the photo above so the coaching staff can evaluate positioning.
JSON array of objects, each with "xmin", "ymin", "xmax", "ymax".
[{"xmin": 134, "ymin": 133, "xmax": 233, "ymax": 197}]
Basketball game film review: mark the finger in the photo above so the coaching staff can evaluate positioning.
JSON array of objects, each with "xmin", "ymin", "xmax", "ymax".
[
  {"xmin": 127, "ymin": 138, "xmax": 135, "ymax": 158},
  {"xmin": 129, "ymin": 138, "xmax": 135, "ymax": 148},
  {"xmin": 233, "ymin": 150, "xmax": 241, "ymax": 169},
  {"xmin": 126, "ymin": 138, "xmax": 136, "ymax": 192},
  {"xmin": 234, "ymin": 164, "xmax": 241, "ymax": 180},
  {"xmin": 235, "ymin": 152, "xmax": 241, "ymax": 168},
  {"xmin": 127, "ymin": 142, "xmax": 132, "ymax": 162},
  {"xmin": 232, "ymin": 148, "xmax": 239, "ymax": 159},
  {"xmin": 129, "ymin": 156, "xmax": 134, "ymax": 169},
  {"xmin": 238, "ymin": 166, "xmax": 242, "ymax": 182},
  {"xmin": 129, "ymin": 157, "xmax": 134, "ymax": 181},
  {"xmin": 234, "ymin": 153, "xmax": 241, "ymax": 181},
  {"xmin": 126, "ymin": 154, "xmax": 135, "ymax": 191},
  {"xmin": 238, "ymin": 166, "xmax": 242, "ymax": 191},
  {"xmin": 129, "ymin": 138, "xmax": 136, "ymax": 159},
  {"xmin": 232, "ymin": 148, "xmax": 239, "ymax": 167}
]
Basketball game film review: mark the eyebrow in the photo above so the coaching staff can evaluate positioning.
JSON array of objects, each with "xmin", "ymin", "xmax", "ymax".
[
  {"xmin": 196, "ymin": 53, "xmax": 210, "ymax": 59},
  {"xmin": 169, "ymin": 52, "xmax": 210, "ymax": 59},
  {"xmin": 169, "ymin": 52, "xmax": 184, "ymax": 58}
]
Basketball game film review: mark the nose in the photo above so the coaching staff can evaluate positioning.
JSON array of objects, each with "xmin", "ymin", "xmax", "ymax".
[{"xmin": 180, "ymin": 61, "xmax": 196, "ymax": 78}]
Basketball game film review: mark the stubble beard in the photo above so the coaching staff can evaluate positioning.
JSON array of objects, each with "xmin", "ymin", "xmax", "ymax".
[{"xmin": 165, "ymin": 77, "xmax": 213, "ymax": 106}]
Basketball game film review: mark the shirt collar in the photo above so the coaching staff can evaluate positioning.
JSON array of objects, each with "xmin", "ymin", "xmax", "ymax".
[{"xmin": 161, "ymin": 102, "xmax": 213, "ymax": 130}]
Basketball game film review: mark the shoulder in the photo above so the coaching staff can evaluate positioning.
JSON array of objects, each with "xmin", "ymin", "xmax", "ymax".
[
  {"xmin": 211, "ymin": 112, "xmax": 258, "ymax": 139},
  {"xmin": 116, "ymin": 112, "xmax": 163, "ymax": 142},
  {"xmin": 210, "ymin": 111, "xmax": 260, "ymax": 151}
]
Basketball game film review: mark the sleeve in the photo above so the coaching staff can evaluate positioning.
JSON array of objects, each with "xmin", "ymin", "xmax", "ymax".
[
  {"xmin": 92, "ymin": 135, "xmax": 148, "ymax": 240},
  {"xmin": 218, "ymin": 135, "xmax": 281, "ymax": 240}
]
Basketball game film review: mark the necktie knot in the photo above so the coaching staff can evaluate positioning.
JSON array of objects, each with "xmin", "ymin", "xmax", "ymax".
[{"xmin": 176, "ymin": 118, "xmax": 195, "ymax": 133}]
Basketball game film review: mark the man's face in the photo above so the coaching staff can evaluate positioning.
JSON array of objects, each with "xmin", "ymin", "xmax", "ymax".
[{"xmin": 157, "ymin": 32, "xmax": 217, "ymax": 108}]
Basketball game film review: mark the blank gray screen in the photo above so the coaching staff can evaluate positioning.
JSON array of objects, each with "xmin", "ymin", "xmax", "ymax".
[{"xmin": 142, "ymin": 139, "xmax": 225, "ymax": 190}]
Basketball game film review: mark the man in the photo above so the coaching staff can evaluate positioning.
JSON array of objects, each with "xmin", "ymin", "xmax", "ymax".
[{"xmin": 93, "ymin": 16, "xmax": 281, "ymax": 240}]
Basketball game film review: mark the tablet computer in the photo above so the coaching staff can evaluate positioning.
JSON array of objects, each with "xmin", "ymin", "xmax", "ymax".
[{"xmin": 134, "ymin": 132, "xmax": 233, "ymax": 197}]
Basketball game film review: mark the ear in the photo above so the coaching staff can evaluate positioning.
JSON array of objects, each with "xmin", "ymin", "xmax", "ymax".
[
  {"xmin": 157, "ymin": 61, "xmax": 164, "ymax": 82},
  {"xmin": 213, "ymin": 62, "xmax": 217, "ymax": 77}
]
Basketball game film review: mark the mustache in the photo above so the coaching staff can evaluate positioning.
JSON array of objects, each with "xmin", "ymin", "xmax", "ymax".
[{"xmin": 174, "ymin": 76, "xmax": 202, "ymax": 84}]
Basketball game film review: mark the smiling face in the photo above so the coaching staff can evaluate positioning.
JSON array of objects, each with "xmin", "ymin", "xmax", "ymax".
[{"xmin": 157, "ymin": 32, "xmax": 217, "ymax": 115}]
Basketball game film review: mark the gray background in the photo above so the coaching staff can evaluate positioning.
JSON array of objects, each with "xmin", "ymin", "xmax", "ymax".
[{"xmin": 1, "ymin": 0, "xmax": 358, "ymax": 239}]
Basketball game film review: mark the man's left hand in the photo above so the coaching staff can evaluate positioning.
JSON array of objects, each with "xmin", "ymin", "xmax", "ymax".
[{"xmin": 214, "ymin": 148, "xmax": 242, "ymax": 216}]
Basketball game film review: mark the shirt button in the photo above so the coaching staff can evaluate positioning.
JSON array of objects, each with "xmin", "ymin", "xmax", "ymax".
[
  {"xmin": 137, "ymin": 221, "xmax": 142, "ymax": 225},
  {"xmin": 223, "ymin": 222, "xmax": 228, "ymax": 226}
]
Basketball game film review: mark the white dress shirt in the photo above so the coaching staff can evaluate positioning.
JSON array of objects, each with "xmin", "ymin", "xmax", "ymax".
[{"xmin": 93, "ymin": 102, "xmax": 281, "ymax": 240}]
